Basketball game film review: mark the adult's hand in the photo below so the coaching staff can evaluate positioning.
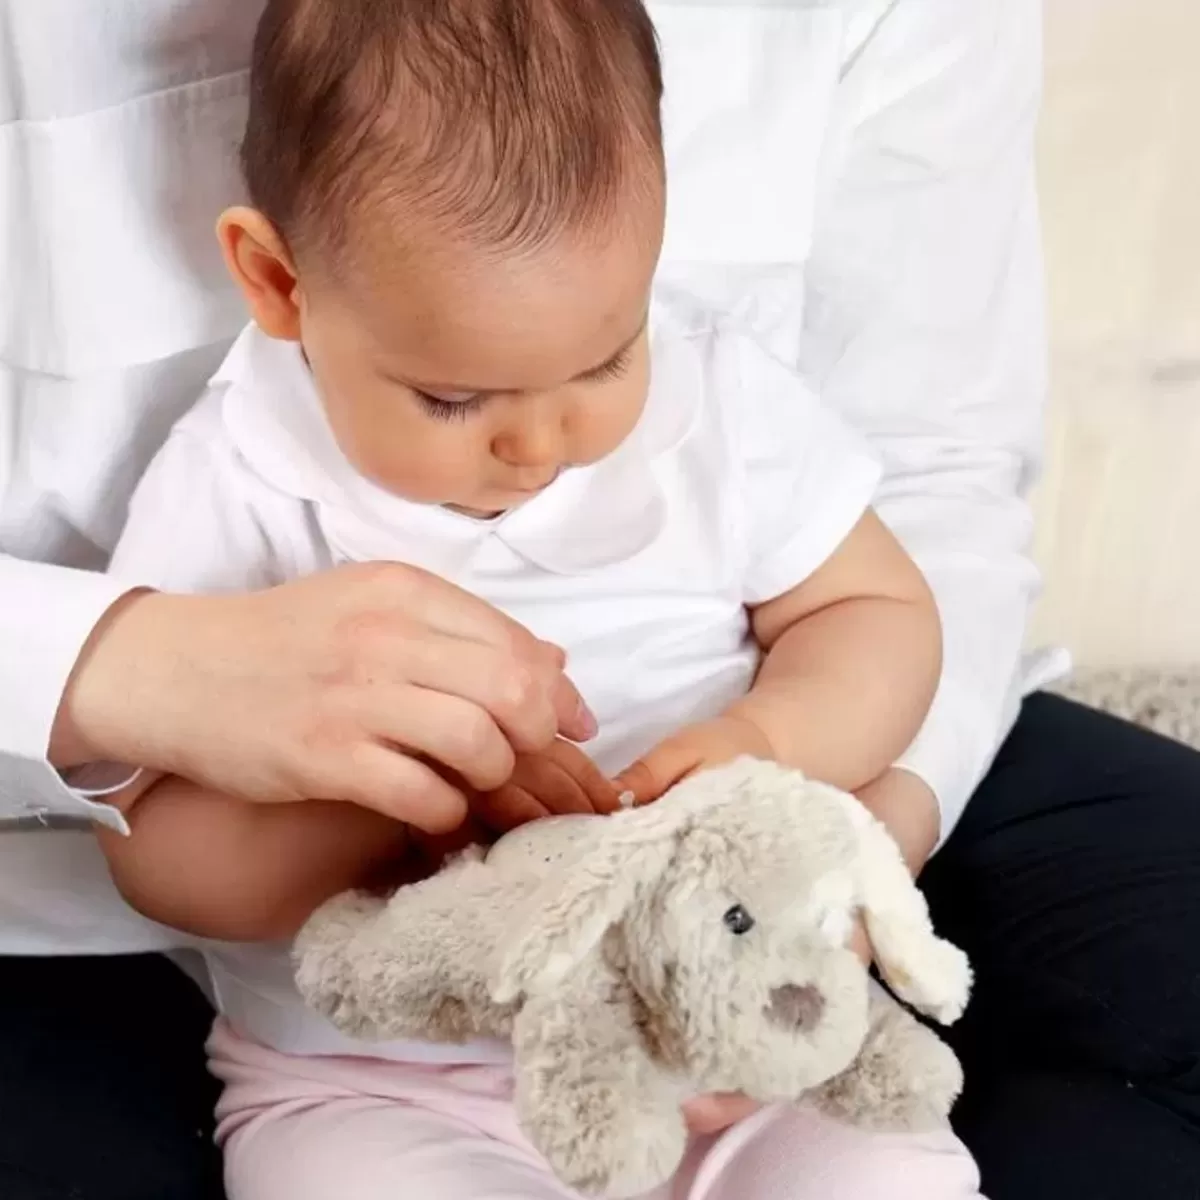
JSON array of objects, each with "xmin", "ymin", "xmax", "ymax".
[
  {"xmin": 50, "ymin": 563, "xmax": 596, "ymax": 832},
  {"xmin": 470, "ymin": 739, "xmax": 623, "ymax": 834}
]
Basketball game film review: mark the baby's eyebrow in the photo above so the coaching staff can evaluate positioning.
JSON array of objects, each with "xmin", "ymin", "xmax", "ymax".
[{"xmin": 397, "ymin": 316, "xmax": 648, "ymax": 397}]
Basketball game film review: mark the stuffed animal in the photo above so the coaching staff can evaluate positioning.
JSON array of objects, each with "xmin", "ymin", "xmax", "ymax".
[{"xmin": 294, "ymin": 758, "xmax": 972, "ymax": 1198}]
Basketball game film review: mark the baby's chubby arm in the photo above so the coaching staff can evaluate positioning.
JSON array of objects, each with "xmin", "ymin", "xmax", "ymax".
[
  {"xmin": 618, "ymin": 510, "xmax": 941, "ymax": 802},
  {"xmin": 97, "ymin": 741, "xmax": 619, "ymax": 942},
  {"xmin": 734, "ymin": 508, "xmax": 942, "ymax": 792},
  {"xmin": 96, "ymin": 774, "xmax": 411, "ymax": 942}
]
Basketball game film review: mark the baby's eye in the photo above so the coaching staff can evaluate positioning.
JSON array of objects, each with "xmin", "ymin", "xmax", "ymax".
[{"xmin": 415, "ymin": 391, "xmax": 487, "ymax": 423}]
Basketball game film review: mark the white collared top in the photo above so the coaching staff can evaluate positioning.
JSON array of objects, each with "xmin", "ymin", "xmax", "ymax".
[
  {"xmin": 100, "ymin": 301, "xmax": 879, "ymax": 1061},
  {"xmin": 0, "ymin": 0, "xmax": 1045, "ymax": 956},
  {"xmin": 116, "ymin": 305, "xmax": 881, "ymax": 781}
]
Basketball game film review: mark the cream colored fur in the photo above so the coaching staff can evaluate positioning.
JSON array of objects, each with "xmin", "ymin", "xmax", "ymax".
[{"xmin": 294, "ymin": 759, "xmax": 972, "ymax": 1198}]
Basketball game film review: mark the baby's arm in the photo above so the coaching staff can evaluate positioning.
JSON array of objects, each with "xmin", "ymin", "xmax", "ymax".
[
  {"xmin": 731, "ymin": 509, "xmax": 942, "ymax": 794},
  {"xmin": 97, "ymin": 774, "xmax": 410, "ymax": 941}
]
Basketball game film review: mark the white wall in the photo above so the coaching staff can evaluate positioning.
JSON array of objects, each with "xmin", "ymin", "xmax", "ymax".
[{"xmin": 1030, "ymin": 0, "xmax": 1200, "ymax": 666}]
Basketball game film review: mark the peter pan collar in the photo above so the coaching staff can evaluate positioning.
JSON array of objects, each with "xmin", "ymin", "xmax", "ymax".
[{"xmin": 215, "ymin": 303, "xmax": 703, "ymax": 578}]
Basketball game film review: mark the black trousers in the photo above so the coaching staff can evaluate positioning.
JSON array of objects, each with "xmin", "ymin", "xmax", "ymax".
[{"xmin": 1, "ymin": 693, "xmax": 1198, "ymax": 1199}]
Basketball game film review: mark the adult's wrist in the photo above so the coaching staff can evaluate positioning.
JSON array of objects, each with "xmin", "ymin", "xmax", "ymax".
[{"xmin": 49, "ymin": 588, "xmax": 181, "ymax": 770}]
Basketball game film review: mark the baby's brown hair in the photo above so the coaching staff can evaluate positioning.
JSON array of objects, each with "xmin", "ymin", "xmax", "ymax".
[{"xmin": 242, "ymin": 0, "xmax": 664, "ymax": 271}]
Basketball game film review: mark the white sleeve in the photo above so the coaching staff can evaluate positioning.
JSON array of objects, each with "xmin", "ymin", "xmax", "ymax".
[
  {"xmin": 801, "ymin": 0, "xmax": 1045, "ymax": 837},
  {"xmin": 733, "ymin": 337, "xmax": 882, "ymax": 606},
  {"xmin": 0, "ymin": 558, "xmax": 151, "ymax": 827},
  {"xmin": 0, "ymin": 423, "xmax": 294, "ymax": 829}
]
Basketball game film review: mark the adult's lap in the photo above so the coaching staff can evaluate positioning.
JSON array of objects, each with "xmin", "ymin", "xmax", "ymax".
[
  {"xmin": 924, "ymin": 693, "xmax": 1200, "ymax": 1197},
  {"xmin": 0, "ymin": 953, "xmax": 222, "ymax": 1200}
]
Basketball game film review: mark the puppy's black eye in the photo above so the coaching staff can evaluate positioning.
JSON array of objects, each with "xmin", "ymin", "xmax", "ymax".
[{"xmin": 723, "ymin": 904, "xmax": 755, "ymax": 935}]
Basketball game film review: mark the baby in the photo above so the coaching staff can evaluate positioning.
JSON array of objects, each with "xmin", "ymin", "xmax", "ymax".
[{"xmin": 95, "ymin": 2, "xmax": 983, "ymax": 1198}]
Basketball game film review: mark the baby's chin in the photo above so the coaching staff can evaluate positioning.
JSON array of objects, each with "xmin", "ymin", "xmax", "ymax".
[
  {"xmin": 443, "ymin": 474, "xmax": 566, "ymax": 519},
  {"xmin": 443, "ymin": 492, "xmax": 541, "ymax": 521},
  {"xmin": 443, "ymin": 501, "xmax": 508, "ymax": 521}
]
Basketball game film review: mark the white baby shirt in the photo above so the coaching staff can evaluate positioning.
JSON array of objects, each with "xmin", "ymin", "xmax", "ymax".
[{"xmin": 108, "ymin": 298, "xmax": 882, "ymax": 1061}]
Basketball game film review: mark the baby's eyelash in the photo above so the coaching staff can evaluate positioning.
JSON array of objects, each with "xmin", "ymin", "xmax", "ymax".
[
  {"xmin": 411, "ymin": 346, "xmax": 632, "ymax": 421},
  {"xmin": 588, "ymin": 347, "xmax": 634, "ymax": 384},
  {"xmin": 416, "ymin": 391, "xmax": 486, "ymax": 422}
]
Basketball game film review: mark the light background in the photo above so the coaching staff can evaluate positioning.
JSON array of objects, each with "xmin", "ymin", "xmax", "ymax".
[{"xmin": 1031, "ymin": 0, "xmax": 1200, "ymax": 666}]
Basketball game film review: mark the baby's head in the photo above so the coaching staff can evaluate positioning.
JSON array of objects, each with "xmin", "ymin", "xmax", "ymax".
[{"xmin": 221, "ymin": 0, "xmax": 665, "ymax": 516}]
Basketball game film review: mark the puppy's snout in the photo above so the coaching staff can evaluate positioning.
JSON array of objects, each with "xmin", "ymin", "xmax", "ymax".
[{"xmin": 765, "ymin": 984, "xmax": 825, "ymax": 1032}]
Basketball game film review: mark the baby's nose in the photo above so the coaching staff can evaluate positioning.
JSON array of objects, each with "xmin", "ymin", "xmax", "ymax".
[{"xmin": 493, "ymin": 398, "xmax": 569, "ymax": 467}]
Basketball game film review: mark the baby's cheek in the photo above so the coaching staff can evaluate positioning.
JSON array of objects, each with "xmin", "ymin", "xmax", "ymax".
[
  {"xmin": 361, "ymin": 419, "xmax": 487, "ymax": 502},
  {"xmin": 576, "ymin": 380, "xmax": 650, "ymax": 464}
]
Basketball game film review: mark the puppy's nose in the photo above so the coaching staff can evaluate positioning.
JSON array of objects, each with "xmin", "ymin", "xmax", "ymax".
[{"xmin": 765, "ymin": 984, "xmax": 825, "ymax": 1032}]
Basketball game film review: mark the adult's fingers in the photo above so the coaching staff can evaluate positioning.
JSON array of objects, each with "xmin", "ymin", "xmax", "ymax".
[
  {"xmin": 550, "ymin": 672, "xmax": 598, "ymax": 745},
  {"xmin": 366, "ymin": 563, "xmax": 545, "ymax": 652},
  {"xmin": 329, "ymin": 745, "xmax": 468, "ymax": 831},
  {"xmin": 392, "ymin": 633, "xmax": 595, "ymax": 753},
  {"xmin": 510, "ymin": 757, "xmax": 594, "ymax": 817},
  {"xmin": 371, "ymin": 569, "xmax": 597, "ymax": 737},
  {"xmin": 471, "ymin": 784, "xmax": 549, "ymax": 834},
  {"xmin": 362, "ymin": 686, "xmax": 517, "ymax": 792},
  {"xmin": 543, "ymin": 741, "xmax": 622, "ymax": 814}
]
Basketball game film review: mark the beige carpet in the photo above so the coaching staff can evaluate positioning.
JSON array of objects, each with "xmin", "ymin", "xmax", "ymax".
[{"xmin": 1054, "ymin": 668, "xmax": 1200, "ymax": 751}]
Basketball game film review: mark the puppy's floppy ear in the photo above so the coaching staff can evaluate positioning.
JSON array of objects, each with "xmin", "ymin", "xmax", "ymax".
[
  {"xmin": 834, "ymin": 792, "xmax": 973, "ymax": 1026},
  {"xmin": 491, "ymin": 803, "xmax": 693, "ymax": 1004}
]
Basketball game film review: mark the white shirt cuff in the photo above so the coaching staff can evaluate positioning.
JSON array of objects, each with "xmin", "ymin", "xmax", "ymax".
[{"xmin": 0, "ymin": 557, "xmax": 139, "ymax": 830}]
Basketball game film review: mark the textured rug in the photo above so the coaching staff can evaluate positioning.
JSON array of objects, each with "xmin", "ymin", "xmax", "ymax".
[{"xmin": 1054, "ymin": 668, "xmax": 1200, "ymax": 751}]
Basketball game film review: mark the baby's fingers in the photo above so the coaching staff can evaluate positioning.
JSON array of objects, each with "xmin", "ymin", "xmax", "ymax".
[
  {"xmin": 470, "ymin": 785, "xmax": 548, "ymax": 834},
  {"xmin": 613, "ymin": 735, "xmax": 705, "ymax": 807}
]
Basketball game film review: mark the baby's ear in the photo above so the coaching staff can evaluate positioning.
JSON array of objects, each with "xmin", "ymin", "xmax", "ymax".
[
  {"xmin": 492, "ymin": 825, "xmax": 679, "ymax": 1004},
  {"xmin": 836, "ymin": 793, "xmax": 973, "ymax": 1026}
]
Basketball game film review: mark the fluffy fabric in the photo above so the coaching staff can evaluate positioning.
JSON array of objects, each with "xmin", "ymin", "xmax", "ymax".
[
  {"xmin": 294, "ymin": 759, "xmax": 972, "ymax": 1199},
  {"xmin": 1055, "ymin": 667, "xmax": 1200, "ymax": 750}
]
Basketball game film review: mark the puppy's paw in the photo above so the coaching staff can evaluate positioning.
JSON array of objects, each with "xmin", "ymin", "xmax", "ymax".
[
  {"xmin": 810, "ymin": 1002, "xmax": 963, "ymax": 1132},
  {"xmin": 887, "ymin": 938, "xmax": 973, "ymax": 1027}
]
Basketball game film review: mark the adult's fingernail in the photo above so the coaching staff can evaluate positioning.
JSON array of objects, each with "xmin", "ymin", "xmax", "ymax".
[{"xmin": 577, "ymin": 699, "xmax": 598, "ymax": 740}]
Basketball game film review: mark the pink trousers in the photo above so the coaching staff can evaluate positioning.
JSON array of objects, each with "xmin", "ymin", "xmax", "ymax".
[{"xmin": 209, "ymin": 1021, "xmax": 986, "ymax": 1200}]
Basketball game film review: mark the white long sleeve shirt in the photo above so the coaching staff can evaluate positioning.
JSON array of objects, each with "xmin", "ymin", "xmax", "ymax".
[{"xmin": 0, "ymin": 0, "xmax": 1045, "ymax": 955}]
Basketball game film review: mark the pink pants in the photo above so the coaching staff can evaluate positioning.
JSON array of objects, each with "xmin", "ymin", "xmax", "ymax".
[{"xmin": 209, "ymin": 1021, "xmax": 986, "ymax": 1200}]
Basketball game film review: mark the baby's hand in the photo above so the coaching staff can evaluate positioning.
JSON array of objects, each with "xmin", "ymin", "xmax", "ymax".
[
  {"xmin": 469, "ymin": 739, "xmax": 622, "ymax": 834},
  {"xmin": 614, "ymin": 715, "xmax": 774, "ymax": 806}
]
